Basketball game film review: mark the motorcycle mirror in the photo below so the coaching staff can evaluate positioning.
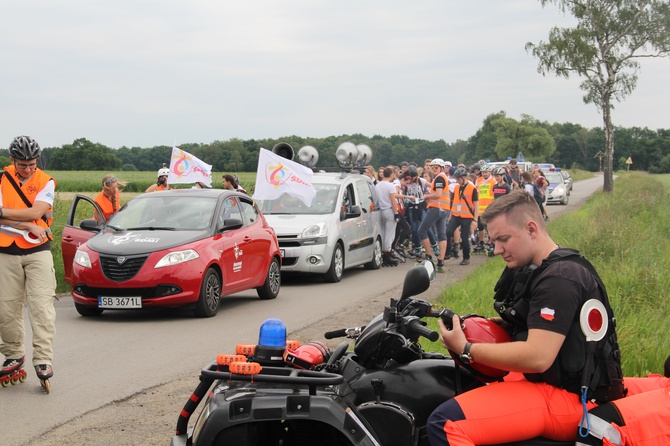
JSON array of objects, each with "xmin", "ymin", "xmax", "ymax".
[{"xmin": 399, "ymin": 261, "xmax": 434, "ymax": 301}]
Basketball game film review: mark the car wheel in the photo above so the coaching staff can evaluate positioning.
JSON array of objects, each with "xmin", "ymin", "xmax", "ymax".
[
  {"xmin": 364, "ymin": 237, "xmax": 383, "ymax": 270},
  {"xmin": 194, "ymin": 268, "xmax": 221, "ymax": 318},
  {"xmin": 257, "ymin": 257, "xmax": 281, "ymax": 300},
  {"xmin": 561, "ymin": 194, "xmax": 569, "ymax": 205},
  {"xmin": 74, "ymin": 302, "xmax": 103, "ymax": 317},
  {"xmin": 323, "ymin": 243, "xmax": 344, "ymax": 283}
]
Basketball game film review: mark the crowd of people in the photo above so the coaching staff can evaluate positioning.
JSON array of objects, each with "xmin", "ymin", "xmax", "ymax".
[{"xmin": 368, "ymin": 157, "xmax": 553, "ymax": 273}]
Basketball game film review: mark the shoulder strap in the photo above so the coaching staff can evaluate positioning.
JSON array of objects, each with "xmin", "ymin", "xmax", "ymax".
[{"xmin": 0, "ymin": 170, "xmax": 50, "ymax": 224}]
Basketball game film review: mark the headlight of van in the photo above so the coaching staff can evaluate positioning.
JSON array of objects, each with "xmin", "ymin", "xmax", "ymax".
[{"xmin": 301, "ymin": 222, "xmax": 328, "ymax": 238}]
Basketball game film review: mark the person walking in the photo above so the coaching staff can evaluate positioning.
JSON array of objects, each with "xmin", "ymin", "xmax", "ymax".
[
  {"xmin": 0, "ymin": 136, "xmax": 58, "ymax": 390},
  {"xmin": 94, "ymin": 174, "xmax": 126, "ymax": 221},
  {"xmin": 446, "ymin": 168, "xmax": 478, "ymax": 266},
  {"xmin": 492, "ymin": 167, "xmax": 513, "ymax": 199},
  {"xmin": 474, "ymin": 164, "xmax": 495, "ymax": 253},
  {"xmin": 427, "ymin": 190, "xmax": 626, "ymax": 446}
]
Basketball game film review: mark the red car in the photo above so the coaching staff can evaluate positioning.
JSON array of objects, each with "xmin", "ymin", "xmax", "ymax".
[{"xmin": 61, "ymin": 189, "xmax": 281, "ymax": 317}]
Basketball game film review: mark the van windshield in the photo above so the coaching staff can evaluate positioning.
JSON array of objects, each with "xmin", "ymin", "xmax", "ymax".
[{"xmin": 257, "ymin": 184, "xmax": 339, "ymax": 215}]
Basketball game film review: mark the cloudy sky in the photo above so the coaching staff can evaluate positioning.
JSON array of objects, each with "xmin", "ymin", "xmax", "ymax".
[{"xmin": 2, "ymin": 1, "xmax": 668, "ymax": 150}]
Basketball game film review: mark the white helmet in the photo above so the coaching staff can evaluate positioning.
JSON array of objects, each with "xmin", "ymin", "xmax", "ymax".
[
  {"xmin": 430, "ymin": 158, "xmax": 445, "ymax": 167},
  {"xmin": 157, "ymin": 167, "xmax": 170, "ymax": 177},
  {"xmin": 444, "ymin": 161, "xmax": 453, "ymax": 167}
]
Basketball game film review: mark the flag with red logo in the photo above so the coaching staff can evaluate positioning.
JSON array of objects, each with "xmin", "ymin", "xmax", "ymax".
[
  {"xmin": 252, "ymin": 148, "xmax": 316, "ymax": 206},
  {"xmin": 167, "ymin": 146, "xmax": 213, "ymax": 187}
]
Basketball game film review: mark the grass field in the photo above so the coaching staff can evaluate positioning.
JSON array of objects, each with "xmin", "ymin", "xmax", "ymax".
[{"xmin": 420, "ymin": 171, "xmax": 670, "ymax": 377}]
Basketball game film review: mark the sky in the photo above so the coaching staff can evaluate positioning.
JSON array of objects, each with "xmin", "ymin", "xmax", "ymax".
[{"xmin": 2, "ymin": 1, "xmax": 669, "ymax": 151}]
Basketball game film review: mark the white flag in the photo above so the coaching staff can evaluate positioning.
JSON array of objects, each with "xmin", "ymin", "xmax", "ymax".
[
  {"xmin": 167, "ymin": 146, "xmax": 213, "ymax": 187},
  {"xmin": 252, "ymin": 148, "xmax": 316, "ymax": 206}
]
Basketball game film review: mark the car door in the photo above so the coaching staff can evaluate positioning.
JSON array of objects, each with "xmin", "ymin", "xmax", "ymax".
[
  {"xmin": 237, "ymin": 197, "xmax": 272, "ymax": 285},
  {"xmin": 217, "ymin": 196, "xmax": 254, "ymax": 293},
  {"xmin": 354, "ymin": 178, "xmax": 380, "ymax": 261},
  {"xmin": 61, "ymin": 194, "xmax": 105, "ymax": 285}
]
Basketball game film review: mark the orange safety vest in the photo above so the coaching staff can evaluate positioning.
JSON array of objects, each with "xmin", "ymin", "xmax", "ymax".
[
  {"xmin": 156, "ymin": 184, "xmax": 171, "ymax": 191},
  {"xmin": 426, "ymin": 172, "xmax": 451, "ymax": 211},
  {"xmin": 451, "ymin": 181, "xmax": 476, "ymax": 219},
  {"xmin": 94, "ymin": 189, "xmax": 121, "ymax": 221},
  {"xmin": 476, "ymin": 175, "xmax": 496, "ymax": 213},
  {"xmin": 0, "ymin": 166, "xmax": 55, "ymax": 249}
]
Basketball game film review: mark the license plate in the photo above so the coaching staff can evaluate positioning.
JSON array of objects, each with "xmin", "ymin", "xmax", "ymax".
[
  {"xmin": 98, "ymin": 296, "xmax": 142, "ymax": 309},
  {"xmin": 280, "ymin": 249, "xmax": 285, "ymax": 257}
]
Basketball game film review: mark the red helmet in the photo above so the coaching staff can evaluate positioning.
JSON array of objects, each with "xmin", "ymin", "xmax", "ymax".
[
  {"xmin": 449, "ymin": 315, "xmax": 512, "ymax": 382},
  {"xmin": 284, "ymin": 341, "xmax": 332, "ymax": 370}
]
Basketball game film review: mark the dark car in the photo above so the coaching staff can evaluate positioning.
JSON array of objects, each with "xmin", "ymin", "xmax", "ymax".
[{"xmin": 61, "ymin": 189, "xmax": 281, "ymax": 317}]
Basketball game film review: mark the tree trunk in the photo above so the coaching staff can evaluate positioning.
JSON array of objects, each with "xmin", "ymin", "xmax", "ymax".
[{"xmin": 602, "ymin": 98, "xmax": 615, "ymax": 193}]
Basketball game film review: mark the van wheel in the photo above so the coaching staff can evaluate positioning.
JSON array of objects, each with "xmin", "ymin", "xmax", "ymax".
[
  {"xmin": 323, "ymin": 243, "xmax": 344, "ymax": 283},
  {"xmin": 194, "ymin": 268, "xmax": 221, "ymax": 317},
  {"xmin": 364, "ymin": 237, "xmax": 382, "ymax": 270}
]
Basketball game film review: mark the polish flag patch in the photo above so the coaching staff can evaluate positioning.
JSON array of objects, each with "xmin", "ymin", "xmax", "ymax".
[{"xmin": 540, "ymin": 307, "xmax": 556, "ymax": 321}]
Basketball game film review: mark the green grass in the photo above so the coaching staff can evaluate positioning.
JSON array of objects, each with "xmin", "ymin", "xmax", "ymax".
[
  {"xmin": 421, "ymin": 172, "xmax": 670, "ymax": 377},
  {"xmin": 46, "ymin": 170, "xmax": 257, "ymax": 194}
]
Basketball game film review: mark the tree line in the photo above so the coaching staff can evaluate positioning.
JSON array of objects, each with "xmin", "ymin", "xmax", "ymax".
[{"xmin": 2, "ymin": 111, "xmax": 669, "ymax": 173}]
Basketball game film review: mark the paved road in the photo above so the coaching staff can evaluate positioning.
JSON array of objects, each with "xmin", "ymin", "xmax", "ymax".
[{"xmin": 0, "ymin": 174, "xmax": 605, "ymax": 446}]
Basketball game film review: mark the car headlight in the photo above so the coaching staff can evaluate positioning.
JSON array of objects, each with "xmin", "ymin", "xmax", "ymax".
[
  {"xmin": 301, "ymin": 222, "xmax": 328, "ymax": 238},
  {"xmin": 74, "ymin": 250, "xmax": 92, "ymax": 269},
  {"xmin": 554, "ymin": 187, "xmax": 565, "ymax": 194},
  {"xmin": 155, "ymin": 249, "xmax": 200, "ymax": 268}
]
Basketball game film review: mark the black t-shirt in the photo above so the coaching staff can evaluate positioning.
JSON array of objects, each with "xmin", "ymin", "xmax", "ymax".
[{"xmin": 492, "ymin": 182, "xmax": 512, "ymax": 199}]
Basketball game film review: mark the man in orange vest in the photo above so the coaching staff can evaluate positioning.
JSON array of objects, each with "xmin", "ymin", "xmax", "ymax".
[
  {"xmin": 474, "ymin": 164, "xmax": 496, "ymax": 253},
  {"xmin": 417, "ymin": 159, "xmax": 451, "ymax": 273},
  {"xmin": 0, "ymin": 136, "xmax": 57, "ymax": 387},
  {"xmin": 145, "ymin": 165, "xmax": 172, "ymax": 192},
  {"xmin": 446, "ymin": 167, "xmax": 479, "ymax": 265}
]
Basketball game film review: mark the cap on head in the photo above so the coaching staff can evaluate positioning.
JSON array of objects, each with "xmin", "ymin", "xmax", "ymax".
[
  {"xmin": 510, "ymin": 159, "xmax": 517, "ymax": 165},
  {"xmin": 9, "ymin": 135, "xmax": 41, "ymax": 160}
]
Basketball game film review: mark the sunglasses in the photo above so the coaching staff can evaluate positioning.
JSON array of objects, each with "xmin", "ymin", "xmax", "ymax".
[{"xmin": 105, "ymin": 176, "xmax": 117, "ymax": 186}]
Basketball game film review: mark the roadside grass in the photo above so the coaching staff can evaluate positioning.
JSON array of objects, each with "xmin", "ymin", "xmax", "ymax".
[{"xmin": 423, "ymin": 172, "xmax": 670, "ymax": 377}]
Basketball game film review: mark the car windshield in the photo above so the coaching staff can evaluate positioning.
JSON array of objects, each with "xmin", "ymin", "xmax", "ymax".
[
  {"xmin": 107, "ymin": 195, "xmax": 217, "ymax": 230},
  {"xmin": 545, "ymin": 172, "xmax": 563, "ymax": 184},
  {"xmin": 257, "ymin": 184, "xmax": 339, "ymax": 215}
]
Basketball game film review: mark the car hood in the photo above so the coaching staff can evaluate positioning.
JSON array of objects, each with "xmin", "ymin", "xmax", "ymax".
[
  {"xmin": 86, "ymin": 229, "xmax": 209, "ymax": 255},
  {"xmin": 264, "ymin": 214, "xmax": 331, "ymax": 235}
]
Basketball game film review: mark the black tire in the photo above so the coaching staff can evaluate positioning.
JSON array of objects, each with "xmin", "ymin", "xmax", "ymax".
[
  {"xmin": 74, "ymin": 302, "xmax": 103, "ymax": 317},
  {"xmin": 560, "ymin": 194, "xmax": 569, "ymax": 205},
  {"xmin": 194, "ymin": 268, "xmax": 221, "ymax": 318},
  {"xmin": 323, "ymin": 243, "xmax": 344, "ymax": 283},
  {"xmin": 257, "ymin": 257, "xmax": 281, "ymax": 300},
  {"xmin": 364, "ymin": 237, "xmax": 383, "ymax": 270}
]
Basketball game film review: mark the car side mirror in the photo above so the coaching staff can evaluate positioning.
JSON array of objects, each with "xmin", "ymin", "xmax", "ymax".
[
  {"xmin": 221, "ymin": 218, "xmax": 243, "ymax": 231},
  {"xmin": 345, "ymin": 205, "xmax": 362, "ymax": 219},
  {"xmin": 80, "ymin": 218, "xmax": 102, "ymax": 232}
]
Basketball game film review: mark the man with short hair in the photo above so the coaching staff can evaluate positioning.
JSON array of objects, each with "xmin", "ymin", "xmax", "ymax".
[
  {"xmin": 427, "ymin": 190, "xmax": 625, "ymax": 446},
  {"xmin": 0, "ymin": 136, "xmax": 57, "ymax": 388},
  {"xmin": 508, "ymin": 159, "xmax": 521, "ymax": 187},
  {"xmin": 418, "ymin": 159, "xmax": 450, "ymax": 273}
]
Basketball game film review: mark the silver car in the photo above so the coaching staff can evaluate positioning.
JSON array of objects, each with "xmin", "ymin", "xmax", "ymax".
[
  {"xmin": 544, "ymin": 171, "xmax": 570, "ymax": 205},
  {"xmin": 256, "ymin": 172, "xmax": 383, "ymax": 283}
]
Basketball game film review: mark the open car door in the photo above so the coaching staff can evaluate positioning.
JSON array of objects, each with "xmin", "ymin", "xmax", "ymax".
[{"xmin": 61, "ymin": 194, "xmax": 105, "ymax": 286}]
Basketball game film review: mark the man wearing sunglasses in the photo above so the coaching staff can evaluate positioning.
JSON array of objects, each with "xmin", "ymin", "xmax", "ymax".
[{"xmin": 0, "ymin": 135, "xmax": 57, "ymax": 390}]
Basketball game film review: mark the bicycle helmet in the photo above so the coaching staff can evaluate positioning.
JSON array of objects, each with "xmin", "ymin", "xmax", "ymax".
[
  {"xmin": 157, "ymin": 167, "xmax": 170, "ymax": 177},
  {"xmin": 9, "ymin": 135, "xmax": 41, "ymax": 160},
  {"xmin": 444, "ymin": 161, "xmax": 453, "ymax": 168},
  {"xmin": 430, "ymin": 158, "xmax": 445, "ymax": 167},
  {"xmin": 453, "ymin": 167, "xmax": 469, "ymax": 178},
  {"xmin": 407, "ymin": 165, "xmax": 419, "ymax": 177},
  {"xmin": 481, "ymin": 164, "xmax": 492, "ymax": 172},
  {"xmin": 492, "ymin": 167, "xmax": 506, "ymax": 176},
  {"xmin": 471, "ymin": 164, "xmax": 481, "ymax": 172}
]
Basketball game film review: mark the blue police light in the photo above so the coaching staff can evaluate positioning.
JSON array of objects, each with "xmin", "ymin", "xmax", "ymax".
[{"xmin": 258, "ymin": 318, "xmax": 286, "ymax": 347}]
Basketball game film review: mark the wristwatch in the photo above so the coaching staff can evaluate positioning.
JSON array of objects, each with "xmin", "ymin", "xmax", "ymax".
[{"xmin": 459, "ymin": 342, "xmax": 473, "ymax": 365}]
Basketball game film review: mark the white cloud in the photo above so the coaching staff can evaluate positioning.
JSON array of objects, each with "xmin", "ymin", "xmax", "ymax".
[{"xmin": 1, "ymin": 0, "xmax": 668, "ymax": 150}]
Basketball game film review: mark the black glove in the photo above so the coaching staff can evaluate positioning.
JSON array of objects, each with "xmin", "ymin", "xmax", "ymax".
[{"xmin": 395, "ymin": 213, "xmax": 402, "ymax": 221}]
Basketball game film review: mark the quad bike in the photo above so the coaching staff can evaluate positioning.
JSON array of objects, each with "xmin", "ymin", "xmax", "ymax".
[{"xmin": 171, "ymin": 262, "xmax": 577, "ymax": 446}]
